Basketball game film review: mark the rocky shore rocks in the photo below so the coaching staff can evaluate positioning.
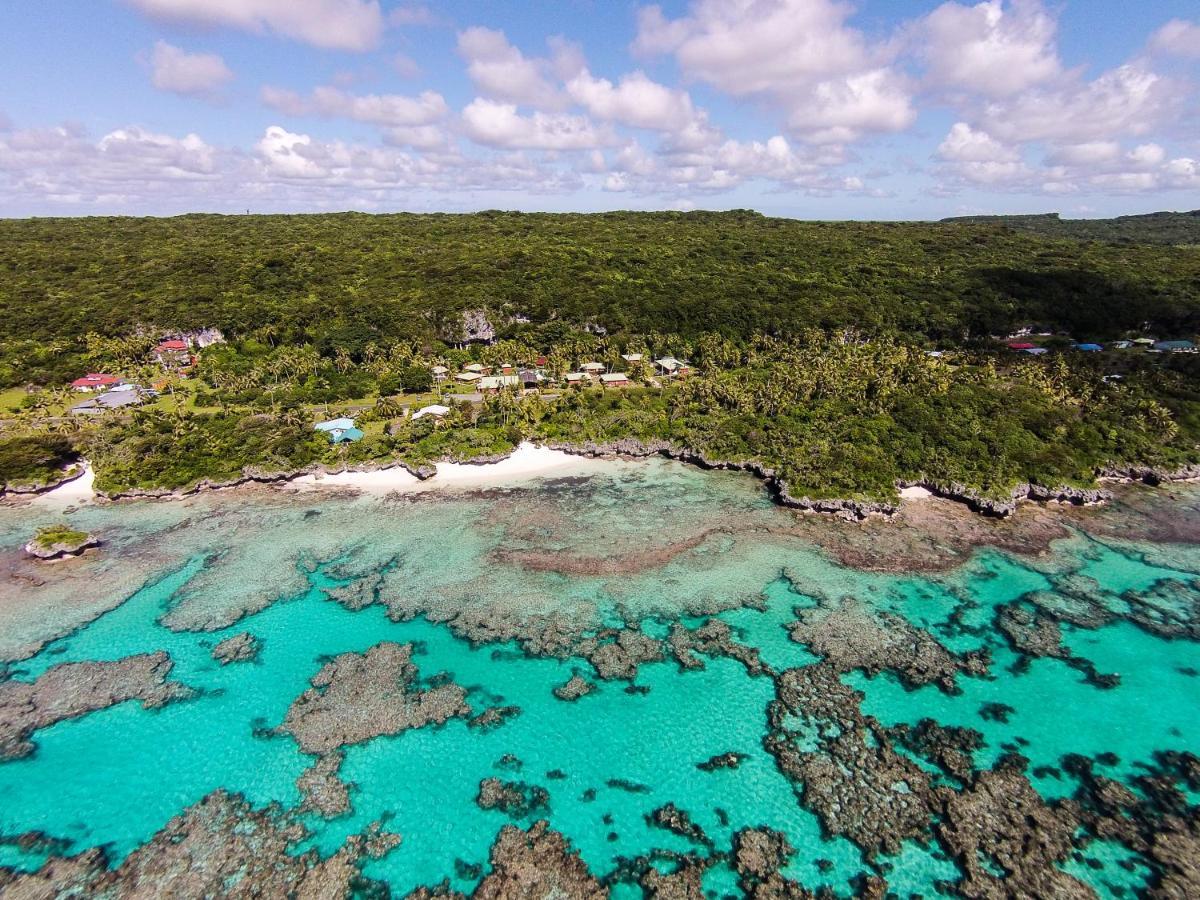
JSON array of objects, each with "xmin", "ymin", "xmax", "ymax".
[
  {"xmin": 211, "ymin": 631, "xmax": 260, "ymax": 664},
  {"xmin": 278, "ymin": 642, "xmax": 470, "ymax": 755},
  {"xmin": 22, "ymin": 527, "xmax": 98, "ymax": 561},
  {"xmin": 0, "ymin": 651, "xmax": 194, "ymax": 760}
]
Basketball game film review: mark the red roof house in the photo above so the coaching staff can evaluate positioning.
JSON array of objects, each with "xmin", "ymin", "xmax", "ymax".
[
  {"xmin": 1007, "ymin": 342, "xmax": 1036, "ymax": 351},
  {"xmin": 71, "ymin": 373, "xmax": 122, "ymax": 391},
  {"xmin": 157, "ymin": 339, "xmax": 188, "ymax": 352}
]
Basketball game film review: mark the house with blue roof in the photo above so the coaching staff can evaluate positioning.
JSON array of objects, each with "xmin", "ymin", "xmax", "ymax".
[
  {"xmin": 1074, "ymin": 343, "xmax": 1104, "ymax": 352},
  {"xmin": 1154, "ymin": 340, "xmax": 1196, "ymax": 353},
  {"xmin": 315, "ymin": 417, "xmax": 363, "ymax": 443}
]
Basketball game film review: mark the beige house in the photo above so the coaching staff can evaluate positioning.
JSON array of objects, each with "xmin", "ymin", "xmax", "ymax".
[
  {"xmin": 456, "ymin": 371, "xmax": 483, "ymax": 383},
  {"xmin": 600, "ymin": 373, "xmax": 630, "ymax": 387}
]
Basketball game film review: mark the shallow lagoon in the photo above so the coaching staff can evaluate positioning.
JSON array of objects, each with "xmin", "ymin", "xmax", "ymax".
[{"xmin": 0, "ymin": 459, "xmax": 1198, "ymax": 896}]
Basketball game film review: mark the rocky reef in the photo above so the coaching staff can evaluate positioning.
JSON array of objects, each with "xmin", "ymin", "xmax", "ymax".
[
  {"xmin": 211, "ymin": 631, "xmax": 260, "ymax": 664},
  {"xmin": 0, "ymin": 789, "xmax": 400, "ymax": 897},
  {"xmin": 278, "ymin": 642, "xmax": 470, "ymax": 755},
  {"xmin": 0, "ymin": 652, "xmax": 193, "ymax": 760},
  {"xmin": 23, "ymin": 524, "xmax": 98, "ymax": 561},
  {"xmin": 476, "ymin": 777, "xmax": 550, "ymax": 819},
  {"xmin": 296, "ymin": 752, "xmax": 352, "ymax": 818}
]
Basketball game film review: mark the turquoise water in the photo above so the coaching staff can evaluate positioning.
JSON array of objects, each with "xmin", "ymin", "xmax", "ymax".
[{"xmin": 0, "ymin": 465, "xmax": 1198, "ymax": 896}]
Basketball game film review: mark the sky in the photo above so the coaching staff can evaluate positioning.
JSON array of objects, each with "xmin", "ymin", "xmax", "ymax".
[{"xmin": 0, "ymin": 0, "xmax": 1198, "ymax": 219}]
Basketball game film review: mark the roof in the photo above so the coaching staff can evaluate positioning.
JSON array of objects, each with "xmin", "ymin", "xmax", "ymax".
[
  {"xmin": 1023, "ymin": 347, "xmax": 1049, "ymax": 355},
  {"xmin": 479, "ymin": 375, "xmax": 521, "ymax": 390},
  {"xmin": 580, "ymin": 362, "xmax": 605, "ymax": 371},
  {"xmin": 315, "ymin": 417, "xmax": 356, "ymax": 432},
  {"xmin": 412, "ymin": 404, "xmax": 450, "ymax": 420},
  {"xmin": 455, "ymin": 371, "xmax": 483, "ymax": 381},
  {"xmin": 431, "ymin": 365, "xmax": 449, "ymax": 374},
  {"xmin": 1155, "ymin": 340, "xmax": 1196, "ymax": 350},
  {"xmin": 328, "ymin": 427, "xmax": 364, "ymax": 443},
  {"xmin": 1075, "ymin": 343, "xmax": 1104, "ymax": 351},
  {"xmin": 1007, "ymin": 342, "xmax": 1036, "ymax": 350},
  {"xmin": 463, "ymin": 363, "xmax": 484, "ymax": 372},
  {"xmin": 157, "ymin": 339, "xmax": 188, "ymax": 350},
  {"xmin": 621, "ymin": 353, "xmax": 644, "ymax": 361},
  {"xmin": 564, "ymin": 372, "xmax": 586, "ymax": 381},
  {"xmin": 655, "ymin": 357, "xmax": 681, "ymax": 369},
  {"xmin": 71, "ymin": 373, "xmax": 122, "ymax": 388},
  {"xmin": 600, "ymin": 373, "xmax": 629, "ymax": 383}
]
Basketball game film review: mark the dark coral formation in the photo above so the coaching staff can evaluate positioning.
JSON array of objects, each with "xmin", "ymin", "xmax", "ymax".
[
  {"xmin": 787, "ymin": 597, "xmax": 989, "ymax": 693},
  {"xmin": 668, "ymin": 620, "xmax": 771, "ymax": 677},
  {"xmin": 697, "ymin": 751, "xmax": 748, "ymax": 772},
  {"xmin": 211, "ymin": 631, "xmax": 260, "ymax": 664},
  {"xmin": 646, "ymin": 803, "xmax": 711, "ymax": 848},
  {"xmin": 886, "ymin": 719, "xmax": 982, "ymax": 783},
  {"xmin": 731, "ymin": 827, "xmax": 814, "ymax": 899},
  {"xmin": 476, "ymin": 777, "xmax": 550, "ymax": 819},
  {"xmin": 472, "ymin": 820, "xmax": 606, "ymax": 900},
  {"xmin": 279, "ymin": 642, "xmax": 470, "ymax": 755},
  {"xmin": 553, "ymin": 674, "xmax": 595, "ymax": 701},
  {"xmin": 764, "ymin": 663, "xmax": 939, "ymax": 859},
  {"xmin": 996, "ymin": 603, "xmax": 1119, "ymax": 688},
  {"xmin": 0, "ymin": 790, "xmax": 399, "ymax": 897},
  {"xmin": 0, "ymin": 651, "xmax": 193, "ymax": 760},
  {"xmin": 468, "ymin": 705, "xmax": 521, "ymax": 730},
  {"xmin": 296, "ymin": 752, "xmax": 351, "ymax": 818},
  {"xmin": 640, "ymin": 857, "xmax": 709, "ymax": 899},
  {"xmin": 578, "ymin": 628, "xmax": 664, "ymax": 680}
]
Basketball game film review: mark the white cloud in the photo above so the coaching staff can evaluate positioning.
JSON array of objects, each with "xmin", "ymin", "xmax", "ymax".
[
  {"xmin": 388, "ymin": 3, "xmax": 438, "ymax": 27},
  {"xmin": 937, "ymin": 122, "xmax": 1017, "ymax": 163},
  {"xmin": 121, "ymin": 0, "xmax": 384, "ymax": 52},
  {"xmin": 1045, "ymin": 142, "xmax": 1121, "ymax": 166},
  {"xmin": 460, "ymin": 99, "xmax": 611, "ymax": 150},
  {"xmin": 456, "ymin": 27, "xmax": 565, "ymax": 110},
  {"xmin": 566, "ymin": 70, "xmax": 699, "ymax": 132},
  {"xmin": 147, "ymin": 41, "xmax": 233, "ymax": 98},
  {"xmin": 261, "ymin": 85, "xmax": 447, "ymax": 127},
  {"xmin": 632, "ymin": 0, "xmax": 912, "ymax": 143},
  {"xmin": 1150, "ymin": 19, "xmax": 1200, "ymax": 58},
  {"xmin": 917, "ymin": 0, "xmax": 1061, "ymax": 98}
]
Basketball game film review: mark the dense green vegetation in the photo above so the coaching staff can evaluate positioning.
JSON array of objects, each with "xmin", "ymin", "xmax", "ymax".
[
  {"xmin": 0, "ymin": 211, "xmax": 1197, "ymax": 503},
  {"xmin": 30, "ymin": 523, "xmax": 90, "ymax": 550},
  {"xmin": 943, "ymin": 210, "xmax": 1200, "ymax": 246}
]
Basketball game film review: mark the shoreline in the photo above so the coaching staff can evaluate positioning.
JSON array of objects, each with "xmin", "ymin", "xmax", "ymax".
[{"xmin": 7, "ymin": 440, "xmax": 1199, "ymax": 521}]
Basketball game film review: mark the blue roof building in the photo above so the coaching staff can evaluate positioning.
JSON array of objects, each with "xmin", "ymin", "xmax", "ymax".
[
  {"xmin": 1154, "ymin": 340, "xmax": 1196, "ymax": 352},
  {"xmin": 328, "ymin": 427, "xmax": 364, "ymax": 444},
  {"xmin": 314, "ymin": 417, "xmax": 356, "ymax": 432},
  {"xmin": 1075, "ymin": 343, "xmax": 1104, "ymax": 352}
]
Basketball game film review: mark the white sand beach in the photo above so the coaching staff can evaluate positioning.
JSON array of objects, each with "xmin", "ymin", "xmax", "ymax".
[
  {"xmin": 899, "ymin": 485, "xmax": 933, "ymax": 500},
  {"xmin": 290, "ymin": 443, "xmax": 611, "ymax": 495},
  {"xmin": 31, "ymin": 463, "xmax": 96, "ymax": 507}
]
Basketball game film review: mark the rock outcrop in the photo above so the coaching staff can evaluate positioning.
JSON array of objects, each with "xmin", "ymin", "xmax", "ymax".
[{"xmin": 211, "ymin": 632, "xmax": 260, "ymax": 664}]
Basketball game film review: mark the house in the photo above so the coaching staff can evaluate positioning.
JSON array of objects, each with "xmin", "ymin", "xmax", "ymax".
[
  {"xmin": 580, "ymin": 362, "xmax": 606, "ymax": 377},
  {"xmin": 518, "ymin": 369, "xmax": 541, "ymax": 389},
  {"xmin": 155, "ymin": 339, "xmax": 191, "ymax": 367},
  {"xmin": 499, "ymin": 363, "xmax": 514, "ymax": 374},
  {"xmin": 1075, "ymin": 343, "xmax": 1104, "ymax": 352},
  {"xmin": 536, "ymin": 356, "xmax": 548, "ymax": 367},
  {"xmin": 412, "ymin": 404, "xmax": 451, "ymax": 421},
  {"xmin": 1112, "ymin": 340, "xmax": 1133, "ymax": 350},
  {"xmin": 479, "ymin": 375, "xmax": 521, "ymax": 392},
  {"xmin": 1154, "ymin": 340, "xmax": 1196, "ymax": 352},
  {"xmin": 71, "ymin": 373, "xmax": 123, "ymax": 392},
  {"xmin": 621, "ymin": 353, "xmax": 644, "ymax": 363},
  {"xmin": 70, "ymin": 384, "xmax": 148, "ymax": 414},
  {"xmin": 1007, "ymin": 342, "xmax": 1036, "ymax": 351},
  {"xmin": 315, "ymin": 418, "xmax": 362, "ymax": 443},
  {"xmin": 455, "ymin": 371, "xmax": 483, "ymax": 383},
  {"xmin": 1023, "ymin": 347, "xmax": 1049, "ymax": 356},
  {"xmin": 564, "ymin": 372, "xmax": 586, "ymax": 384},
  {"xmin": 1132, "ymin": 338, "xmax": 1156, "ymax": 346},
  {"xmin": 600, "ymin": 373, "xmax": 630, "ymax": 388},
  {"xmin": 463, "ymin": 363, "xmax": 485, "ymax": 373},
  {"xmin": 654, "ymin": 357, "xmax": 691, "ymax": 376},
  {"xmin": 925, "ymin": 350, "xmax": 944, "ymax": 358},
  {"xmin": 431, "ymin": 365, "xmax": 449, "ymax": 381}
]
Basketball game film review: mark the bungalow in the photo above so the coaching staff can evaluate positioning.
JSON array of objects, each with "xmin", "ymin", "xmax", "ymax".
[
  {"xmin": 71, "ymin": 373, "xmax": 123, "ymax": 392},
  {"xmin": 315, "ymin": 418, "xmax": 363, "ymax": 444},
  {"xmin": 479, "ymin": 375, "xmax": 521, "ymax": 392},
  {"xmin": 621, "ymin": 352, "xmax": 644, "ymax": 363},
  {"xmin": 1023, "ymin": 347, "xmax": 1049, "ymax": 356},
  {"xmin": 518, "ymin": 369, "xmax": 541, "ymax": 389},
  {"xmin": 536, "ymin": 356, "xmax": 548, "ymax": 368},
  {"xmin": 431, "ymin": 365, "xmax": 449, "ymax": 381},
  {"xmin": 455, "ymin": 371, "xmax": 483, "ymax": 384},
  {"xmin": 1133, "ymin": 338, "xmax": 1156, "ymax": 346},
  {"xmin": 600, "ymin": 372, "xmax": 630, "ymax": 388},
  {"xmin": 564, "ymin": 372, "xmax": 586, "ymax": 385},
  {"xmin": 654, "ymin": 357, "xmax": 691, "ymax": 376},
  {"xmin": 580, "ymin": 362, "xmax": 606, "ymax": 377},
  {"xmin": 499, "ymin": 363, "xmax": 514, "ymax": 374},
  {"xmin": 463, "ymin": 363, "xmax": 485, "ymax": 373},
  {"xmin": 155, "ymin": 339, "xmax": 191, "ymax": 367},
  {"xmin": 1007, "ymin": 342, "xmax": 1036, "ymax": 351},
  {"xmin": 1075, "ymin": 343, "xmax": 1104, "ymax": 352},
  {"xmin": 70, "ymin": 387, "xmax": 147, "ymax": 414},
  {"xmin": 412, "ymin": 404, "xmax": 451, "ymax": 421},
  {"xmin": 1154, "ymin": 340, "xmax": 1196, "ymax": 353}
]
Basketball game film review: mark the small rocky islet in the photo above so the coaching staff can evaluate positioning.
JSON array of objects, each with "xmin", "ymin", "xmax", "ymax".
[{"xmin": 0, "ymin": 463, "xmax": 1196, "ymax": 897}]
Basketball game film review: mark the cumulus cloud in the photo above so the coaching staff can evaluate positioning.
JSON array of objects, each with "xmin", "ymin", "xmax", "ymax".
[
  {"xmin": 1150, "ymin": 19, "xmax": 1200, "ymax": 58},
  {"xmin": 916, "ymin": 0, "xmax": 1061, "ymax": 98},
  {"xmin": 456, "ymin": 27, "xmax": 566, "ymax": 110},
  {"xmin": 632, "ymin": 0, "xmax": 912, "ymax": 143},
  {"xmin": 121, "ymin": 0, "xmax": 384, "ymax": 52},
  {"xmin": 566, "ymin": 70, "xmax": 699, "ymax": 132},
  {"xmin": 460, "ymin": 99, "xmax": 612, "ymax": 150},
  {"xmin": 147, "ymin": 41, "xmax": 233, "ymax": 98},
  {"xmin": 937, "ymin": 122, "xmax": 1017, "ymax": 163},
  {"xmin": 261, "ymin": 85, "xmax": 447, "ymax": 127}
]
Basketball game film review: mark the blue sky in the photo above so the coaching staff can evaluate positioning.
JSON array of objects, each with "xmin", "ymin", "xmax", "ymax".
[{"xmin": 0, "ymin": 0, "xmax": 1197, "ymax": 218}]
